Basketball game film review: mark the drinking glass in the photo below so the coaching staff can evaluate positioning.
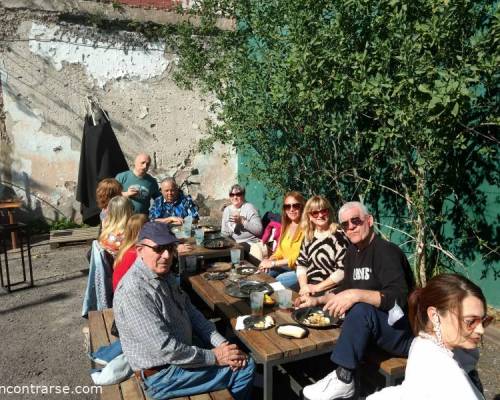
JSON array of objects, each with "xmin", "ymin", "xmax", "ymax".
[
  {"xmin": 250, "ymin": 291, "xmax": 264, "ymax": 316},
  {"xmin": 230, "ymin": 248, "xmax": 241, "ymax": 265},
  {"xmin": 194, "ymin": 228, "xmax": 204, "ymax": 246},
  {"xmin": 277, "ymin": 289, "xmax": 293, "ymax": 309}
]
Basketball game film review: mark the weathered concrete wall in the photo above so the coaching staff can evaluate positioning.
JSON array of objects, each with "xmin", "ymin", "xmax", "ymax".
[{"xmin": 0, "ymin": 8, "xmax": 236, "ymax": 224}]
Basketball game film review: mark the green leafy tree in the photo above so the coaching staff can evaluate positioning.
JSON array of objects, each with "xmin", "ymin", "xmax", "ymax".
[{"xmin": 173, "ymin": 0, "xmax": 499, "ymax": 285}]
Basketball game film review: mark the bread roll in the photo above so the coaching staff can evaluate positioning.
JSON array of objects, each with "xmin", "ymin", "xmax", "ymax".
[{"xmin": 277, "ymin": 325, "xmax": 307, "ymax": 338}]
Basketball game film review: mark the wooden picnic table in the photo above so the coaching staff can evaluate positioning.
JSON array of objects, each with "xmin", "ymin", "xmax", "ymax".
[
  {"xmin": 188, "ymin": 272, "xmax": 340, "ymax": 400},
  {"xmin": 178, "ymin": 237, "xmax": 243, "ymax": 274}
]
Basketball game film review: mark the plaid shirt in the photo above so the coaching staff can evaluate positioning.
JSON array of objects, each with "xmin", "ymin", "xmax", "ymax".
[
  {"xmin": 149, "ymin": 192, "xmax": 199, "ymax": 221},
  {"xmin": 113, "ymin": 258, "xmax": 226, "ymax": 371}
]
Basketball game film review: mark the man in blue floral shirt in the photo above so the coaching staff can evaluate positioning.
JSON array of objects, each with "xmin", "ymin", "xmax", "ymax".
[{"xmin": 149, "ymin": 177, "xmax": 199, "ymax": 224}]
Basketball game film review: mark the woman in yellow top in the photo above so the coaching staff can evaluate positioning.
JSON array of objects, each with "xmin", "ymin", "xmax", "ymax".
[{"xmin": 258, "ymin": 191, "xmax": 305, "ymax": 290}]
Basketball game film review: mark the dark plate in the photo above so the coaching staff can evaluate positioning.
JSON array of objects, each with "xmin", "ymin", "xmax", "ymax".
[
  {"xmin": 206, "ymin": 262, "xmax": 232, "ymax": 272},
  {"xmin": 239, "ymin": 280, "xmax": 274, "ymax": 296},
  {"xmin": 243, "ymin": 316, "xmax": 274, "ymax": 331},
  {"xmin": 201, "ymin": 226, "xmax": 220, "ymax": 234},
  {"xmin": 224, "ymin": 281, "xmax": 274, "ymax": 298},
  {"xmin": 203, "ymin": 238, "xmax": 234, "ymax": 249},
  {"xmin": 275, "ymin": 323, "xmax": 309, "ymax": 339},
  {"xmin": 291, "ymin": 307, "xmax": 342, "ymax": 329},
  {"xmin": 203, "ymin": 272, "xmax": 227, "ymax": 281},
  {"xmin": 205, "ymin": 232, "xmax": 224, "ymax": 241},
  {"xmin": 236, "ymin": 265, "xmax": 258, "ymax": 276}
]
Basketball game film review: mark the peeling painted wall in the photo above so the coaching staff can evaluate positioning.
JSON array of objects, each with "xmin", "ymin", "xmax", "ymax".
[{"xmin": 0, "ymin": 12, "xmax": 237, "ymax": 224}]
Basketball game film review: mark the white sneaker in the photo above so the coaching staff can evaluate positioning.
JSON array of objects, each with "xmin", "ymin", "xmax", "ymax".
[{"xmin": 303, "ymin": 370, "xmax": 355, "ymax": 400}]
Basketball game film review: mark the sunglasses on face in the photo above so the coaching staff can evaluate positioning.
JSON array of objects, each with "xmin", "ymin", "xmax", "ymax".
[
  {"xmin": 340, "ymin": 217, "xmax": 365, "ymax": 230},
  {"xmin": 142, "ymin": 243, "xmax": 176, "ymax": 254},
  {"xmin": 463, "ymin": 315, "xmax": 493, "ymax": 331},
  {"xmin": 284, "ymin": 203, "xmax": 302, "ymax": 211},
  {"xmin": 309, "ymin": 208, "xmax": 329, "ymax": 218},
  {"xmin": 229, "ymin": 192, "xmax": 243, "ymax": 197}
]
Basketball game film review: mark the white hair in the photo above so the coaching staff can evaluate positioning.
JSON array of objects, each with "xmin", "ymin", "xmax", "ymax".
[
  {"xmin": 338, "ymin": 201, "xmax": 370, "ymax": 222},
  {"xmin": 161, "ymin": 177, "xmax": 177, "ymax": 187}
]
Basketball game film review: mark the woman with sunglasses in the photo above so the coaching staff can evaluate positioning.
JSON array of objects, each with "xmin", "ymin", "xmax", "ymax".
[
  {"xmin": 296, "ymin": 196, "xmax": 350, "ymax": 297},
  {"xmin": 221, "ymin": 184, "xmax": 263, "ymax": 245},
  {"xmin": 258, "ymin": 191, "xmax": 306, "ymax": 289},
  {"xmin": 368, "ymin": 273, "xmax": 490, "ymax": 400}
]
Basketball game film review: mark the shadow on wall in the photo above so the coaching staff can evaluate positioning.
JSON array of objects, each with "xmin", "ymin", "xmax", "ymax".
[{"xmin": 0, "ymin": 175, "xmax": 70, "ymax": 233}]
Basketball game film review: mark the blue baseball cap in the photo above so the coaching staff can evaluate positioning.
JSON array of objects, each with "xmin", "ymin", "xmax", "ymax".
[{"xmin": 138, "ymin": 222, "xmax": 179, "ymax": 246}]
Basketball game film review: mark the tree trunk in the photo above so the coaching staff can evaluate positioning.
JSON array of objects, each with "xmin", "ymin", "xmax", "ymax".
[{"xmin": 414, "ymin": 212, "xmax": 427, "ymax": 287}]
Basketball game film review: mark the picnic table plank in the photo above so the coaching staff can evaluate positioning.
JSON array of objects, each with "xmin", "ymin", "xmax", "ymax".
[
  {"xmin": 103, "ymin": 308, "xmax": 118, "ymax": 342},
  {"xmin": 120, "ymin": 379, "xmax": 145, "ymax": 400},
  {"xmin": 229, "ymin": 318, "xmax": 283, "ymax": 362},
  {"xmin": 178, "ymin": 238, "xmax": 242, "ymax": 258},
  {"xmin": 210, "ymin": 389, "xmax": 234, "ymax": 400},
  {"xmin": 190, "ymin": 394, "xmax": 212, "ymax": 400},
  {"xmin": 272, "ymin": 310, "xmax": 317, "ymax": 354},
  {"xmin": 88, "ymin": 311, "xmax": 123, "ymax": 400}
]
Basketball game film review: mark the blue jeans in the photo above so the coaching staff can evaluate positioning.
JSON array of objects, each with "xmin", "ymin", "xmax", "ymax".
[
  {"xmin": 331, "ymin": 303, "xmax": 414, "ymax": 370},
  {"xmin": 266, "ymin": 267, "xmax": 299, "ymax": 291},
  {"xmin": 143, "ymin": 358, "xmax": 255, "ymax": 400}
]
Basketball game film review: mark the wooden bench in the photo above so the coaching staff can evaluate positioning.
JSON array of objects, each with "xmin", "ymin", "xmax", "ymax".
[
  {"xmin": 87, "ymin": 309, "xmax": 234, "ymax": 400},
  {"xmin": 362, "ymin": 349, "xmax": 407, "ymax": 388}
]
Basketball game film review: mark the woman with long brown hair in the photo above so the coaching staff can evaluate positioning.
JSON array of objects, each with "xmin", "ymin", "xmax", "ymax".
[
  {"xmin": 368, "ymin": 273, "xmax": 491, "ymax": 400},
  {"xmin": 258, "ymin": 191, "xmax": 306, "ymax": 289},
  {"xmin": 112, "ymin": 213, "xmax": 148, "ymax": 291},
  {"xmin": 296, "ymin": 195, "xmax": 349, "ymax": 296}
]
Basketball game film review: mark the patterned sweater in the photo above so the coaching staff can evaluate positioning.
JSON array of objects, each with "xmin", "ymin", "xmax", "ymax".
[{"xmin": 296, "ymin": 229, "xmax": 350, "ymax": 285}]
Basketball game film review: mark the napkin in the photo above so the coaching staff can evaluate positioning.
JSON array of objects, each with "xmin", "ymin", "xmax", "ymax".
[
  {"xmin": 269, "ymin": 282, "xmax": 286, "ymax": 291},
  {"xmin": 235, "ymin": 315, "xmax": 250, "ymax": 331}
]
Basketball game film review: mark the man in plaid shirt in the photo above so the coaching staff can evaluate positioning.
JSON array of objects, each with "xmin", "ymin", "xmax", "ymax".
[{"xmin": 114, "ymin": 222, "xmax": 255, "ymax": 399}]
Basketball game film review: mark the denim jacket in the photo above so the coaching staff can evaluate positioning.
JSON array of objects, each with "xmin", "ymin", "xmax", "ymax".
[{"xmin": 82, "ymin": 240, "xmax": 114, "ymax": 317}]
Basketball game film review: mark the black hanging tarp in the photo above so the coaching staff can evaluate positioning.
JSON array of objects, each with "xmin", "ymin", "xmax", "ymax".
[{"xmin": 76, "ymin": 115, "xmax": 128, "ymax": 225}]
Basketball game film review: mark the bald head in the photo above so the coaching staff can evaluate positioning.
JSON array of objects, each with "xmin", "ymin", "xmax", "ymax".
[{"xmin": 133, "ymin": 153, "xmax": 151, "ymax": 177}]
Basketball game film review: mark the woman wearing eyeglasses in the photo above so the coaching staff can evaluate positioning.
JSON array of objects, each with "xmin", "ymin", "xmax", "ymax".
[
  {"xmin": 258, "ymin": 191, "xmax": 306, "ymax": 289},
  {"xmin": 296, "ymin": 196, "xmax": 350, "ymax": 297},
  {"xmin": 368, "ymin": 273, "xmax": 490, "ymax": 400},
  {"xmin": 221, "ymin": 184, "xmax": 263, "ymax": 245}
]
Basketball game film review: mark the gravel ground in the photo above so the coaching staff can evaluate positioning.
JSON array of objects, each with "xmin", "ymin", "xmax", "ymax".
[{"xmin": 0, "ymin": 242, "xmax": 498, "ymax": 400}]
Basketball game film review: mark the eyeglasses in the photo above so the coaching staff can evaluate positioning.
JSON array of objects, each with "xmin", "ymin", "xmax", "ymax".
[
  {"xmin": 463, "ymin": 315, "xmax": 493, "ymax": 331},
  {"xmin": 229, "ymin": 192, "xmax": 243, "ymax": 197},
  {"xmin": 309, "ymin": 208, "xmax": 329, "ymax": 218},
  {"xmin": 340, "ymin": 217, "xmax": 365, "ymax": 231},
  {"xmin": 284, "ymin": 203, "xmax": 302, "ymax": 211},
  {"xmin": 142, "ymin": 243, "xmax": 176, "ymax": 254}
]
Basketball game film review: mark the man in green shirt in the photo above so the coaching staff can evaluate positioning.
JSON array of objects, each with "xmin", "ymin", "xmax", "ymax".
[{"xmin": 116, "ymin": 153, "xmax": 160, "ymax": 214}]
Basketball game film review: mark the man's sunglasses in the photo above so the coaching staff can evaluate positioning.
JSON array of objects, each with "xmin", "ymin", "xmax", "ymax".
[
  {"xmin": 284, "ymin": 203, "xmax": 302, "ymax": 211},
  {"xmin": 309, "ymin": 208, "xmax": 329, "ymax": 218},
  {"xmin": 340, "ymin": 217, "xmax": 365, "ymax": 231},
  {"xmin": 229, "ymin": 192, "xmax": 244, "ymax": 197},
  {"xmin": 142, "ymin": 243, "xmax": 177, "ymax": 254},
  {"xmin": 463, "ymin": 315, "xmax": 493, "ymax": 331}
]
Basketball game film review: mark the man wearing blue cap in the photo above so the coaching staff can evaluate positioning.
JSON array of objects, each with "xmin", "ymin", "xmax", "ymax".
[{"xmin": 114, "ymin": 222, "xmax": 255, "ymax": 400}]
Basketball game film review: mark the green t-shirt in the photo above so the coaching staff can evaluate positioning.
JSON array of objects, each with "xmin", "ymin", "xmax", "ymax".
[{"xmin": 115, "ymin": 170, "xmax": 160, "ymax": 214}]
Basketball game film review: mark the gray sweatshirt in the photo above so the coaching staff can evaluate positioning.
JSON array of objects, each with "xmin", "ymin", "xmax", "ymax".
[{"xmin": 221, "ymin": 202, "xmax": 263, "ymax": 243}]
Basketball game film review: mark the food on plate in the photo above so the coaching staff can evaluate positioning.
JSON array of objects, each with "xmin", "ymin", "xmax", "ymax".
[
  {"xmin": 241, "ymin": 268, "xmax": 255, "ymax": 274},
  {"xmin": 277, "ymin": 325, "xmax": 307, "ymax": 338},
  {"xmin": 263, "ymin": 294, "xmax": 275, "ymax": 306},
  {"xmin": 253, "ymin": 316, "xmax": 275, "ymax": 329},
  {"xmin": 304, "ymin": 311, "xmax": 331, "ymax": 326}
]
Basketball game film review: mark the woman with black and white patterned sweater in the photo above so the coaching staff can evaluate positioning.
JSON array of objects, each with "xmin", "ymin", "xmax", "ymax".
[{"xmin": 296, "ymin": 196, "xmax": 350, "ymax": 297}]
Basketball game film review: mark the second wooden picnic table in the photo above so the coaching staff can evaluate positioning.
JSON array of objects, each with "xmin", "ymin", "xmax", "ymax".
[{"xmin": 188, "ymin": 271, "xmax": 340, "ymax": 400}]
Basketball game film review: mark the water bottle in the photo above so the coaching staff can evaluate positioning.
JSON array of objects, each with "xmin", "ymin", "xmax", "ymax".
[{"xmin": 183, "ymin": 215, "xmax": 193, "ymax": 237}]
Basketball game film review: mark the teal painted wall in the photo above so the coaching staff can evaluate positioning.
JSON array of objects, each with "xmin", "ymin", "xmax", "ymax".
[
  {"xmin": 238, "ymin": 153, "xmax": 500, "ymax": 308},
  {"xmin": 237, "ymin": 151, "xmax": 280, "ymax": 215}
]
